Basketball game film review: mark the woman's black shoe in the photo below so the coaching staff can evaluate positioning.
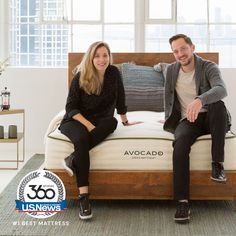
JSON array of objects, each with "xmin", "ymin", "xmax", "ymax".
[
  {"xmin": 79, "ymin": 193, "xmax": 93, "ymax": 220},
  {"xmin": 211, "ymin": 162, "xmax": 226, "ymax": 182},
  {"xmin": 62, "ymin": 154, "xmax": 75, "ymax": 176},
  {"xmin": 174, "ymin": 202, "xmax": 190, "ymax": 224}
]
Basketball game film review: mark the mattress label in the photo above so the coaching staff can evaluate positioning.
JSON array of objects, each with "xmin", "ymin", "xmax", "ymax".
[{"xmin": 123, "ymin": 150, "xmax": 164, "ymax": 159}]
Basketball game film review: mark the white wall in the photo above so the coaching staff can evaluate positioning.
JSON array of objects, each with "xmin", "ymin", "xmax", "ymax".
[
  {"xmin": 1, "ymin": 68, "xmax": 67, "ymax": 153},
  {"xmin": 0, "ymin": 67, "xmax": 236, "ymax": 153}
]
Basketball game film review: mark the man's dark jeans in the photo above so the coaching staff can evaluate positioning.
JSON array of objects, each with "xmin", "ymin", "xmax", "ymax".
[{"xmin": 173, "ymin": 101, "xmax": 229, "ymax": 200}]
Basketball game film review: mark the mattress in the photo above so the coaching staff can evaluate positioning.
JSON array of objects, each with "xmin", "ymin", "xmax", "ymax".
[{"xmin": 45, "ymin": 110, "xmax": 236, "ymax": 171}]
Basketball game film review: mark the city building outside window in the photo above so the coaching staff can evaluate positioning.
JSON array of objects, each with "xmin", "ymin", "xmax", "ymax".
[{"xmin": 7, "ymin": 0, "xmax": 236, "ymax": 67}]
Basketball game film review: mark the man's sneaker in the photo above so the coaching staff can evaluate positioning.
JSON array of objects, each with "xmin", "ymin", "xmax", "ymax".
[
  {"xmin": 174, "ymin": 201, "xmax": 190, "ymax": 224},
  {"xmin": 62, "ymin": 154, "xmax": 75, "ymax": 177},
  {"xmin": 211, "ymin": 162, "xmax": 227, "ymax": 182},
  {"xmin": 79, "ymin": 193, "xmax": 93, "ymax": 220}
]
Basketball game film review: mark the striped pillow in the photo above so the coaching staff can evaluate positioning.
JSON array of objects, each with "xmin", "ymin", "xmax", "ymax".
[{"xmin": 121, "ymin": 63, "xmax": 164, "ymax": 112}]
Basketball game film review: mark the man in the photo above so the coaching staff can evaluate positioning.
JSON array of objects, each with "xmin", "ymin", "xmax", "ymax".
[{"xmin": 164, "ymin": 34, "xmax": 230, "ymax": 223}]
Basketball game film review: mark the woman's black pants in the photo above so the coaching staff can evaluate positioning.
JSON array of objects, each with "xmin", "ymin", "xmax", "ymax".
[
  {"xmin": 173, "ymin": 101, "xmax": 229, "ymax": 200},
  {"xmin": 60, "ymin": 117, "xmax": 118, "ymax": 188}
]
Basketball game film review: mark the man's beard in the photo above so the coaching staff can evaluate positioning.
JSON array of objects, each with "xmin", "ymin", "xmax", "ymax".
[{"xmin": 180, "ymin": 55, "xmax": 193, "ymax": 66}]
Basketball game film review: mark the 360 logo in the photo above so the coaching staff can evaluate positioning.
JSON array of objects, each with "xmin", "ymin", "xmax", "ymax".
[
  {"xmin": 15, "ymin": 170, "xmax": 67, "ymax": 219},
  {"xmin": 27, "ymin": 185, "xmax": 56, "ymax": 200}
]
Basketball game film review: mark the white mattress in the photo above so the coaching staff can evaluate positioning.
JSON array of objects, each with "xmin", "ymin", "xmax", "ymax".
[{"xmin": 44, "ymin": 110, "xmax": 236, "ymax": 171}]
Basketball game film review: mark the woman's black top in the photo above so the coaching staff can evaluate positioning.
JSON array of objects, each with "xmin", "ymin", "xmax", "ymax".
[{"xmin": 61, "ymin": 65, "xmax": 127, "ymax": 125}]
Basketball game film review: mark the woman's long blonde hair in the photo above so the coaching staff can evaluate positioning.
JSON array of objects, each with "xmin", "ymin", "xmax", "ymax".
[{"xmin": 73, "ymin": 41, "xmax": 112, "ymax": 95}]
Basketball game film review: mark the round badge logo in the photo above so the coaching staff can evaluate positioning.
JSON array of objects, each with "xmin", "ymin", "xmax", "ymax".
[{"xmin": 15, "ymin": 170, "xmax": 67, "ymax": 219}]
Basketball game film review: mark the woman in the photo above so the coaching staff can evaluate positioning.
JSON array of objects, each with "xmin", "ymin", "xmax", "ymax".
[{"xmin": 60, "ymin": 41, "xmax": 140, "ymax": 220}]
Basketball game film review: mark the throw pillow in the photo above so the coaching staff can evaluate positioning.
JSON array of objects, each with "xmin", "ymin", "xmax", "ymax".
[{"xmin": 121, "ymin": 63, "xmax": 164, "ymax": 112}]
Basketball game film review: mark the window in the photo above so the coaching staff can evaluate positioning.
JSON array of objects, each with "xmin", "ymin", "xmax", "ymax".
[
  {"xmin": 148, "ymin": 0, "xmax": 173, "ymax": 20},
  {"xmin": 71, "ymin": 0, "xmax": 100, "ymax": 21},
  {"xmin": 7, "ymin": 0, "xmax": 236, "ymax": 67},
  {"xmin": 145, "ymin": 0, "xmax": 236, "ymax": 67},
  {"xmin": 9, "ymin": 0, "xmax": 134, "ymax": 66},
  {"xmin": 177, "ymin": 0, "xmax": 207, "ymax": 23}
]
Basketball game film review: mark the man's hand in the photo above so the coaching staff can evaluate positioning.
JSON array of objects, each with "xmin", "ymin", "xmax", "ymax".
[{"xmin": 186, "ymin": 98, "xmax": 202, "ymax": 122}]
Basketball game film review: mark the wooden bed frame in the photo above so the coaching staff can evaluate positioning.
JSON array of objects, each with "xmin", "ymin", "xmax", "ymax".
[{"xmin": 53, "ymin": 52, "xmax": 236, "ymax": 207}]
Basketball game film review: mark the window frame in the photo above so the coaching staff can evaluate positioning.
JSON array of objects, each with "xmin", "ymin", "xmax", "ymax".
[
  {"xmin": 2, "ymin": 0, "xmax": 236, "ymax": 67},
  {"xmin": 145, "ymin": 0, "xmax": 176, "ymax": 24}
]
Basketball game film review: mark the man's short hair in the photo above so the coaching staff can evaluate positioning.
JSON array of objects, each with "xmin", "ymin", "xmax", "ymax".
[{"xmin": 169, "ymin": 34, "xmax": 193, "ymax": 46}]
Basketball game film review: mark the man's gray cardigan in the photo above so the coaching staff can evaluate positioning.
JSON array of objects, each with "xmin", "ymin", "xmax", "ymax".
[{"xmin": 163, "ymin": 53, "xmax": 227, "ymax": 133}]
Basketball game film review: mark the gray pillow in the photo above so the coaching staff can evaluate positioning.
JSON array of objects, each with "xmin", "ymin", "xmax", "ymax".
[{"xmin": 121, "ymin": 63, "xmax": 164, "ymax": 112}]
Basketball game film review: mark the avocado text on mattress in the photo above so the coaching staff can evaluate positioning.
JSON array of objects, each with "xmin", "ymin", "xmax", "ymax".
[{"xmin": 123, "ymin": 150, "xmax": 164, "ymax": 159}]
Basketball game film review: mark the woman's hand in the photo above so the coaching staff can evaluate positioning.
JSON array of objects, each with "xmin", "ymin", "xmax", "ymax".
[
  {"xmin": 72, "ymin": 113, "xmax": 95, "ymax": 131},
  {"xmin": 120, "ymin": 114, "xmax": 143, "ymax": 126},
  {"xmin": 123, "ymin": 121, "xmax": 143, "ymax": 126},
  {"xmin": 86, "ymin": 123, "xmax": 96, "ymax": 132}
]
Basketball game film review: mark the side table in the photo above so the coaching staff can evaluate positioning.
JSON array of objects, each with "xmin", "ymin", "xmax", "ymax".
[{"xmin": 0, "ymin": 109, "xmax": 25, "ymax": 169}]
